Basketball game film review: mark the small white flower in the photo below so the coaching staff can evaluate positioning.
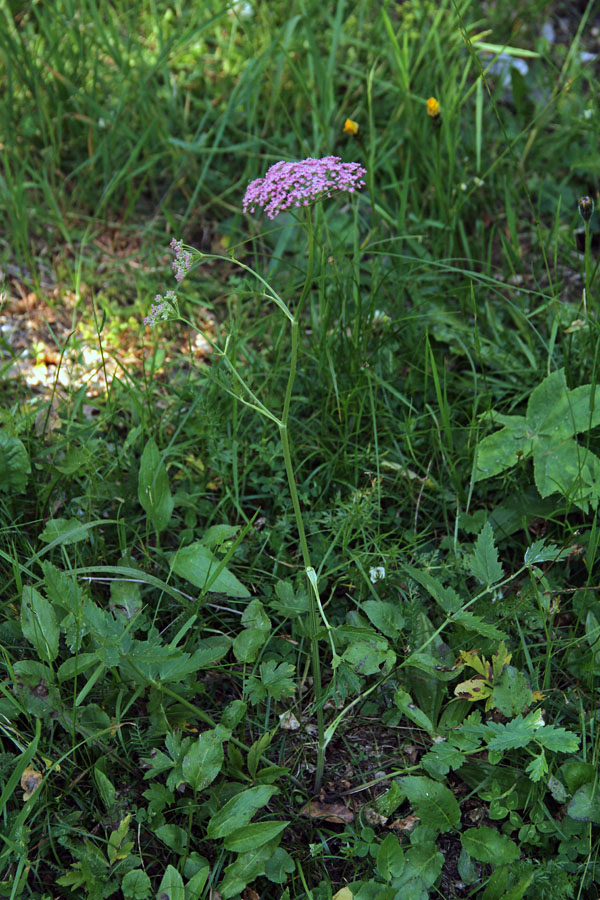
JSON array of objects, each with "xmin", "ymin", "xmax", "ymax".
[
  {"xmin": 583, "ymin": 108, "xmax": 594, "ymax": 120},
  {"xmin": 369, "ymin": 566, "xmax": 385, "ymax": 584}
]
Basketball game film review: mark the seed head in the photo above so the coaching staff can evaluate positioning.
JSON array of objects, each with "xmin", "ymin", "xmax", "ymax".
[
  {"xmin": 578, "ymin": 196, "xmax": 594, "ymax": 223},
  {"xmin": 243, "ymin": 156, "xmax": 367, "ymax": 219}
]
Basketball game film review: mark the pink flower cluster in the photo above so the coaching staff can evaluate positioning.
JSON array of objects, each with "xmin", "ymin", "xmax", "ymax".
[
  {"xmin": 243, "ymin": 156, "xmax": 367, "ymax": 219},
  {"xmin": 170, "ymin": 238, "xmax": 192, "ymax": 282},
  {"xmin": 144, "ymin": 290, "xmax": 178, "ymax": 327}
]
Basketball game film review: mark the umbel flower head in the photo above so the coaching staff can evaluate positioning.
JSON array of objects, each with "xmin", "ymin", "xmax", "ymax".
[{"xmin": 243, "ymin": 156, "xmax": 367, "ymax": 219}]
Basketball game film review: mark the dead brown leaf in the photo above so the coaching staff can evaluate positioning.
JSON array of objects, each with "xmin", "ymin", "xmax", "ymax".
[
  {"xmin": 389, "ymin": 814, "xmax": 419, "ymax": 833},
  {"xmin": 300, "ymin": 800, "xmax": 354, "ymax": 824}
]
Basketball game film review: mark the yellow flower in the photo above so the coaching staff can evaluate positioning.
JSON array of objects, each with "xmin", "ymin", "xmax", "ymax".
[
  {"xmin": 426, "ymin": 97, "xmax": 441, "ymax": 118},
  {"xmin": 343, "ymin": 118, "xmax": 359, "ymax": 135}
]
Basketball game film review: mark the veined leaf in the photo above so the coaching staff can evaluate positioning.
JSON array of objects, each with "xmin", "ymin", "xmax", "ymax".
[
  {"xmin": 461, "ymin": 826, "xmax": 520, "ymax": 864},
  {"xmin": 400, "ymin": 776, "xmax": 460, "ymax": 833},
  {"xmin": 468, "ymin": 523, "xmax": 503, "ymax": 586},
  {"xmin": 171, "ymin": 542, "xmax": 250, "ymax": 598}
]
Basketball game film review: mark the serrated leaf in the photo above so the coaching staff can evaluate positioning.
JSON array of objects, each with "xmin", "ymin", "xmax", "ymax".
[
  {"xmin": 491, "ymin": 666, "xmax": 532, "ymax": 716},
  {"xmin": 400, "ymin": 776, "xmax": 460, "ymax": 833},
  {"xmin": 483, "ymin": 716, "xmax": 536, "ymax": 751},
  {"xmin": 137, "ymin": 438, "xmax": 173, "ymax": 533},
  {"xmin": 171, "ymin": 542, "xmax": 250, "ymax": 598},
  {"xmin": 461, "ymin": 826, "xmax": 520, "ymax": 864},
  {"xmin": 207, "ymin": 785, "xmax": 279, "ymax": 839},
  {"xmin": 453, "ymin": 610, "xmax": 507, "ymax": 640},
  {"xmin": 257, "ymin": 660, "xmax": 296, "ymax": 700},
  {"xmin": 524, "ymin": 539, "xmax": 570, "ymax": 566},
  {"xmin": 468, "ymin": 523, "xmax": 503, "ymax": 586},
  {"xmin": 533, "ymin": 724, "xmax": 579, "ymax": 753},
  {"xmin": 525, "ymin": 751, "xmax": 548, "ymax": 782},
  {"xmin": 121, "ymin": 868, "xmax": 151, "ymax": 900},
  {"xmin": 421, "ymin": 741, "xmax": 466, "ymax": 778},
  {"xmin": 0, "ymin": 431, "xmax": 30, "ymax": 493}
]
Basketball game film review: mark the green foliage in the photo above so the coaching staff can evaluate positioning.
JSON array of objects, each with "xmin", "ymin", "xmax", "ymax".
[{"xmin": 3, "ymin": 0, "xmax": 600, "ymax": 897}]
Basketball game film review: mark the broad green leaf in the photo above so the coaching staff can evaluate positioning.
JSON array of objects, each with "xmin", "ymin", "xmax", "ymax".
[
  {"xmin": 376, "ymin": 833, "xmax": 404, "ymax": 880},
  {"xmin": 271, "ymin": 580, "xmax": 310, "ymax": 618},
  {"xmin": 468, "ymin": 523, "xmax": 503, "ymax": 586},
  {"xmin": 181, "ymin": 727, "xmax": 227, "ymax": 792},
  {"xmin": 264, "ymin": 847, "xmax": 295, "ymax": 884},
  {"xmin": 559, "ymin": 759, "xmax": 596, "ymax": 793},
  {"xmin": 218, "ymin": 841, "xmax": 277, "ymax": 899},
  {"xmin": 257, "ymin": 660, "xmax": 296, "ymax": 700},
  {"xmin": 390, "ymin": 841, "xmax": 444, "ymax": 894},
  {"xmin": 233, "ymin": 628, "xmax": 266, "ymax": 663},
  {"xmin": 171, "ymin": 542, "xmax": 250, "ymax": 598},
  {"xmin": 189, "ymin": 636, "xmax": 232, "ymax": 668},
  {"xmin": 400, "ymin": 776, "xmax": 460, "ymax": 832},
  {"xmin": 394, "ymin": 689, "xmax": 435, "ymax": 736},
  {"xmin": 201, "ymin": 524, "xmax": 240, "ymax": 548},
  {"xmin": 39, "ymin": 518, "xmax": 89, "ymax": 545},
  {"xmin": 362, "ymin": 600, "xmax": 405, "ymax": 637},
  {"xmin": 121, "ymin": 868, "xmax": 151, "ymax": 899},
  {"xmin": 240, "ymin": 599, "xmax": 271, "ymax": 633},
  {"xmin": 223, "ymin": 820, "xmax": 288, "ymax": 852},
  {"xmin": 491, "ymin": 666, "xmax": 532, "ymax": 716},
  {"xmin": 57, "ymin": 652, "xmax": 100, "ymax": 681},
  {"xmin": 155, "ymin": 824, "xmax": 188, "ymax": 853},
  {"xmin": 221, "ymin": 699, "xmax": 247, "ymax": 730},
  {"xmin": 21, "ymin": 587, "xmax": 59, "ymax": 663},
  {"xmin": 461, "ymin": 826, "xmax": 520, "ymax": 864},
  {"xmin": 0, "ymin": 431, "xmax": 30, "ymax": 493},
  {"xmin": 567, "ymin": 783, "xmax": 600, "ymax": 823},
  {"xmin": 157, "ymin": 864, "xmax": 185, "ymax": 900},
  {"xmin": 185, "ymin": 865, "xmax": 209, "ymax": 900},
  {"xmin": 207, "ymin": 785, "xmax": 279, "ymax": 839},
  {"xmin": 137, "ymin": 438, "xmax": 173, "ymax": 533},
  {"xmin": 533, "ymin": 437, "xmax": 600, "ymax": 503},
  {"xmin": 475, "ymin": 419, "xmax": 528, "ymax": 480},
  {"xmin": 342, "ymin": 638, "xmax": 395, "ymax": 675}
]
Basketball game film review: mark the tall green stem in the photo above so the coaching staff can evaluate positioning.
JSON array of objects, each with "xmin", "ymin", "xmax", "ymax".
[{"xmin": 278, "ymin": 209, "xmax": 326, "ymax": 792}]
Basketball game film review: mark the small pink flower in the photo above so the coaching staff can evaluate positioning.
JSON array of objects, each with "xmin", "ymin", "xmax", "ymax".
[
  {"xmin": 243, "ymin": 156, "xmax": 367, "ymax": 219},
  {"xmin": 170, "ymin": 238, "xmax": 192, "ymax": 282},
  {"xmin": 144, "ymin": 291, "xmax": 178, "ymax": 327}
]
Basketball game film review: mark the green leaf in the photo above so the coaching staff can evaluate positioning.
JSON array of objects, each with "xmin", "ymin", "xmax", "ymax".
[
  {"xmin": 567, "ymin": 783, "xmax": 600, "ymax": 823},
  {"xmin": 256, "ymin": 660, "xmax": 296, "ymax": 700},
  {"xmin": 201, "ymin": 524, "xmax": 240, "ymax": 548},
  {"xmin": 207, "ymin": 786, "xmax": 279, "ymax": 839},
  {"xmin": 39, "ymin": 517, "xmax": 90, "ymax": 545},
  {"xmin": 223, "ymin": 820, "xmax": 288, "ymax": 852},
  {"xmin": 362, "ymin": 600, "xmax": 405, "ymax": 637},
  {"xmin": 241, "ymin": 599, "xmax": 271, "ymax": 633},
  {"xmin": 461, "ymin": 826, "xmax": 520, "ymax": 864},
  {"xmin": 137, "ymin": 438, "xmax": 173, "ymax": 533},
  {"xmin": 342, "ymin": 638, "xmax": 395, "ymax": 676},
  {"xmin": 157, "ymin": 864, "xmax": 185, "ymax": 900},
  {"xmin": 491, "ymin": 666, "xmax": 532, "ymax": 716},
  {"xmin": 559, "ymin": 759, "xmax": 596, "ymax": 793},
  {"xmin": 391, "ymin": 841, "xmax": 444, "ymax": 894},
  {"xmin": 525, "ymin": 751, "xmax": 548, "ymax": 782},
  {"xmin": 189, "ymin": 636, "xmax": 232, "ymax": 668},
  {"xmin": 534, "ymin": 724, "xmax": 579, "ymax": 753},
  {"xmin": 468, "ymin": 523, "xmax": 503, "ymax": 586},
  {"xmin": 181, "ymin": 727, "xmax": 227, "ymax": 791},
  {"xmin": 184, "ymin": 865, "xmax": 209, "ymax": 900},
  {"xmin": 394, "ymin": 689, "xmax": 435, "ymax": 737},
  {"xmin": 453, "ymin": 610, "xmax": 507, "ymax": 640},
  {"xmin": 264, "ymin": 847, "xmax": 295, "ymax": 884},
  {"xmin": 218, "ymin": 841, "xmax": 277, "ymax": 899},
  {"xmin": 421, "ymin": 741, "xmax": 466, "ymax": 779},
  {"xmin": 94, "ymin": 766, "xmax": 116, "ymax": 810},
  {"xmin": 0, "ymin": 430, "xmax": 30, "ymax": 493},
  {"xmin": 475, "ymin": 418, "xmax": 528, "ymax": 480},
  {"xmin": 171, "ymin": 542, "xmax": 250, "ymax": 597},
  {"xmin": 376, "ymin": 833, "xmax": 404, "ymax": 880},
  {"xmin": 233, "ymin": 628, "xmax": 266, "ymax": 663},
  {"xmin": 21, "ymin": 586, "xmax": 59, "ymax": 663},
  {"xmin": 121, "ymin": 869, "xmax": 151, "ymax": 900},
  {"xmin": 400, "ymin": 776, "xmax": 460, "ymax": 832},
  {"xmin": 155, "ymin": 824, "xmax": 188, "ymax": 854},
  {"xmin": 271, "ymin": 580, "xmax": 310, "ymax": 618}
]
